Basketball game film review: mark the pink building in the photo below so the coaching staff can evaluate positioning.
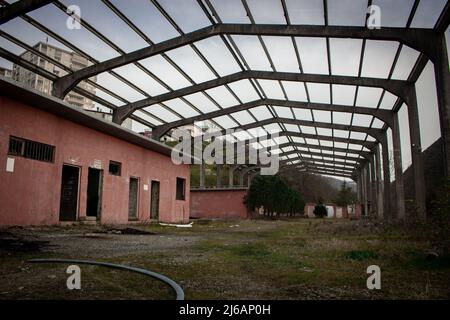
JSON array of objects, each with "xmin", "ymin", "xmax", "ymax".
[
  {"xmin": 0, "ymin": 79, "xmax": 190, "ymax": 226},
  {"xmin": 304, "ymin": 202, "xmax": 362, "ymax": 219},
  {"xmin": 190, "ymin": 188, "xmax": 249, "ymax": 219}
]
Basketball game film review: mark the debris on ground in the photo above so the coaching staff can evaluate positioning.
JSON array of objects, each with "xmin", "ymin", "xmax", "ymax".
[
  {"xmin": 159, "ymin": 222, "xmax": 193, "ymax": 228},
  {"xmin": 92, "ymin": 227, "xmax": 156, "ymax": 235}
]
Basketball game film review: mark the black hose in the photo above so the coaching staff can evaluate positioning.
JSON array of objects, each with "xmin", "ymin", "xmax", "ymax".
[{"xmin": 28, "ymin": 258, "xmax": 184, "ymax": 300}]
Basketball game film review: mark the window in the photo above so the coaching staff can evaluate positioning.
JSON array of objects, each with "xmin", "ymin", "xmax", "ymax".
[
  {"xmin": 8, "ymin": 136, "xmax": 55, "ymax": 163},
  {"xmin": 176, "ymin": 177, "xmax": 186, "ymax": 200},
  {"xmin": 109, "ymin": 161, "xmax": 121, "ymax": 176}
]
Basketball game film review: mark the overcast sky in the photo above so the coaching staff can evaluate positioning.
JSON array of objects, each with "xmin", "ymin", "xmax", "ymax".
[{"xmin": 0, "ymin": 0, "xmax": 449, "ymax": 180}]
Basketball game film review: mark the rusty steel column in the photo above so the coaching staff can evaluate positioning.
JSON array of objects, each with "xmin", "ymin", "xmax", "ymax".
[
  {"xmin": 406, "ymin": 86, "xmax": 427, "ymax": 219},
  {"xmin": 433, "ymin": 34, "xmax": 450, "ymax": 178},
  {"xmin": 381, "ymin": 134, "xmax": 391, "ymax": 221},
  {"xmin": 375, "ymin": 144, "xmax": 384, "ymax": 219},
  {"xmin": 392, "ymin": 113, "xmax": 406, "ymax": 220}
]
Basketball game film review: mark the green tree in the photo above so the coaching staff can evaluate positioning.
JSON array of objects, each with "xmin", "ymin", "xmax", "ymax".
[
  {"xmin": 334, "ymin": 181, "xmax": 357, "ymax": 207},
  {"xmin": 313, "ymin": 197, "xmax": 328, "ymax": 218},
  {"xmin": 244, "ymin": 175, "xmax": 304, "ymax": 217}
]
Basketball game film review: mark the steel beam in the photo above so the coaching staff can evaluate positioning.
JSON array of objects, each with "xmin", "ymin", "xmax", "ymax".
[
  {"xmin": 50, "ymin": 23, "xmax": 437, "ymax": 98},
  {"xmin": 244, "ymin": 156, "xmax": 356, "ymax": 175},
  {"xmin": 220, "ymin": 130, "xmax": 377, "ymax": 156},
  {"xmin": 276, "ymin": 142, "xmax": 371, "ymax": 161},
  {"xmin": 110, "ymin": 71, "xmax": 409, "ymax": 124},
  {"xmin": 279, "ymin": 154, "xmax": 359, "ymax": 170},
  {"xmin": 151, "ymin": 98, "xmax": 394, "ymax": 139},
  {"xmin": 0, "ymin": 0, "xmax": 53, "ymax": 24},
  {"xmin": 278, "ymin": 165, "xmax": 354, "ymax": 179},
  {"xmin": 200, "ymin": 117, "xmax": 385, "ymax": 143},
  {"xmin": 245, "ymin": 162, "xmax": 354, "ymax": 178}
]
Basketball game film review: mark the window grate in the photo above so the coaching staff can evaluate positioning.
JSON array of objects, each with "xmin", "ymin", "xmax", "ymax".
[{"xmin": 8, "ymin": 136, "xmax": 55, "ymax": 163}]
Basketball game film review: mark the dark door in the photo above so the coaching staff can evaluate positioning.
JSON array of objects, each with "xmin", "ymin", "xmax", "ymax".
[
  {"xmin": 129, "ymin": 177, "xmax": 139, "ymax": 220},
  {"xmin": 86, "ymin": 168, "xmax": 102, "ymax": 218},
  {"xmin": 59, "ymin": 165, "xmax": 79, "ymax": 221},
  {"xmin": 150, "ymin": 180, "xmax": 160, "ymax": 220}
]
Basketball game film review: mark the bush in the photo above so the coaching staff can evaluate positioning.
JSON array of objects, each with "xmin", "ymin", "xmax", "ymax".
[{"xmin": 313, "ymin": 199, "xmax": 328, "ymax": 218}]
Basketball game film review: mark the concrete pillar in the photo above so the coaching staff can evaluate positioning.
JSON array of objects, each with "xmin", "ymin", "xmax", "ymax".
[
  {"xmin": 406, "ymin": 86, "xmax": 427, "ymax": 219},
  {"xmin": 358, "ymin": 171, "xmax": 364, "ymax": 205},
  {"xmin": 433, "ymin": 34, "xmax": 450, "ymax": 177},
  {"xmin": 375, "ymin": 144, "xmax": 384, "ymax": 219},
  {"xmin": 228, "ymin": 166, "xmax": 234, "ymax": 187},
  {"xmin": 365, "ymin": 164, "xmax": 371, "ymax": 216},
  {"xmin": 216, "ymin": 164, "xmax": 222, "ymax": 188},
  {"xmin": 356, "ymin": 175, "xmax": 361, "ymax": 203},
  {"xmin": 370, "ymin": 156, "xmax": 377, "ymax": 217},
  {"xmin": 392, "ymin": 113, "xmax": 406, "ymax": 220},
  {"xmin": 361, "ymin": 168, "xmax": 365, "ymax": 214},
  {"xmin": 239, "ymin": 171, "xmax": 244, "ymax": 187},
  {"xmin": 381, "ymin": 134, "xmax": 391, "ymax": 221},
  {"xmin": 199, "ymin": 162, "xmax": 205, "ymax": 188}
]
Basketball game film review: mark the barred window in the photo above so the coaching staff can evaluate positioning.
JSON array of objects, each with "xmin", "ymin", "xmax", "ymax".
[{"xmin": 8, "ymin": 136, "xmax": 55, "ymax": 163}]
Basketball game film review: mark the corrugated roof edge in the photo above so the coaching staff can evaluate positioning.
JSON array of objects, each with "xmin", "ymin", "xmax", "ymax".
[{"xmin": 0, "ymin": 76, "xmax": 181, "ymax": 159}]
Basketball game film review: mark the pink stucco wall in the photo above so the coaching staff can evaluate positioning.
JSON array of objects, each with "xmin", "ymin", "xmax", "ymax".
[
  {"xmin": 190, "ymin": 189, "xmax": 249, "ymax": 219},
  {"xmin": 0, "ymin": 96, "xmax": 190, "ymax": 226}
]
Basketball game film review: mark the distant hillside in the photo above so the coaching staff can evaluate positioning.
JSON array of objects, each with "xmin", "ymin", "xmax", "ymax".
[{"xmin": 280, "ymin": 171, "xmax": 355, "ymax": 203}]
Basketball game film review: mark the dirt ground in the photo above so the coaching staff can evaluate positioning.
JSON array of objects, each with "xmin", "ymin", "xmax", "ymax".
[{"xmin": 0, "ymin": 218, "xmax": 449, "ymax": 300}]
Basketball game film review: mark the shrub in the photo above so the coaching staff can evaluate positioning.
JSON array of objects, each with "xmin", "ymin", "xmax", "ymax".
[{"xmin": 313, "ymin": 198, "xmax": 328, "ymax": 218}]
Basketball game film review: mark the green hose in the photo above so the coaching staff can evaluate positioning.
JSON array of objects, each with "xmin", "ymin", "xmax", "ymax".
[{"xmin": 28, "ymin": 258, "xmax": 184, "ymax": 300}]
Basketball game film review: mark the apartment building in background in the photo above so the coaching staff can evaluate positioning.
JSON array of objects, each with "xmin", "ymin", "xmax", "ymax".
[
  {"xmin": 12, "ymin": 41, "xmax": 97, "ymax": 110},
  {"xmin": 0, "ymin": 66, "xmax": 12, "ymax": 78}
]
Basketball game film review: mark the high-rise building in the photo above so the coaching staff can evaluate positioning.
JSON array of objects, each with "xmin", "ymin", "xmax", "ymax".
[
  {"xmin": 12, "ymin": 41, "xmax": 97, "ymax": 110},
  {"xmin": 0, "ymin": 66, "xmax": 12, "ymax": 78}
]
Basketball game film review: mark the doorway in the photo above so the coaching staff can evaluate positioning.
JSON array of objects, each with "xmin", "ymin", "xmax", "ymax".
[
  {"xmin": 59, "ymin": 165, "xmax": 80, "ymax": 221},
  {"xmin": 150, "ymin": 180, "xmax": 160, "ymax": 220},
  {"xmin": 129, "ymin": 177, "xmax": 139, "ymax": 220},
  {"xmin": 86, "ymin": 168, "xmax": 103, "ymax": 219}
]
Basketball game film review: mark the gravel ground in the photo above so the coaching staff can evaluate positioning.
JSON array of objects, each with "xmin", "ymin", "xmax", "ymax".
[{"xmin": 0, "ymin": 225, "xmax": 201, "ymax": 259}]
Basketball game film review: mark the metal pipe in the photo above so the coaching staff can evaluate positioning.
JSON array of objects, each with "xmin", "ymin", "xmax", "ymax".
[{"xmin": 28, "ymin": 258, "xmax": 184, "ymax": 300}]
